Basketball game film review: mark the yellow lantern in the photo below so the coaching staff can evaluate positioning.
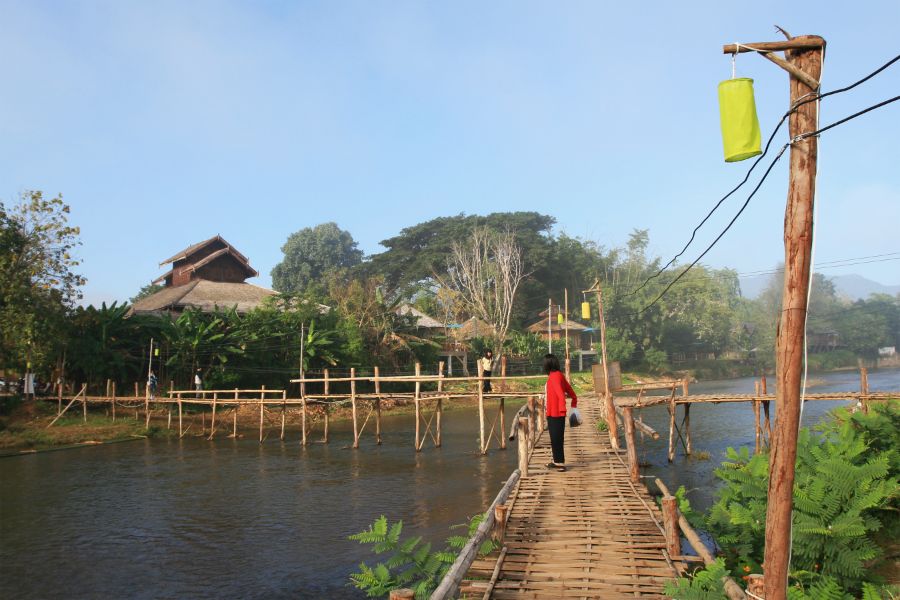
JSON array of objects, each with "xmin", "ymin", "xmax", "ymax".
[
  {"xmin": 581, "ymin": 302, "xmax": 591, "ymax": 320},
  {"xmin": 557, "ymin": 312, "xmax": 564, "ymax": 325},
  {"xmin": 718, "ymin": 78, "xmax": 762, "ymax": 162}
]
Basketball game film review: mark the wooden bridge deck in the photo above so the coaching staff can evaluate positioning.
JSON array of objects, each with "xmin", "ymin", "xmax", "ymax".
[{"xmin": 460, "ymin": 396, "xmax": 678, "ymax": 599}]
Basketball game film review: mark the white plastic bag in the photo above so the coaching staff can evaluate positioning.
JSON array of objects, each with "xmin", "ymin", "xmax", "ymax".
[{"xmin": 569, "ymin": 407, "xmax": 583, "ymax": 427}]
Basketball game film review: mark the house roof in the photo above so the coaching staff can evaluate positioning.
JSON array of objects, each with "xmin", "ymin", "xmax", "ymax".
[
  {"xmin": 130, "ymin": 280, "xmax": 276, "ymax": 315},
  {"xmin": 454, "ymin": 317, "xmax": 496, "ymax": 340},
  {"xmin": 397, "ymin": 304, "xmax": 443, "ymax": 328},
  {"xmin": 159, "ymin": 235, "xmax": 251, "ymax": 267},
  {"xmin": 526, "ymin": 318, "xmax": 589, "ymax": 334}
]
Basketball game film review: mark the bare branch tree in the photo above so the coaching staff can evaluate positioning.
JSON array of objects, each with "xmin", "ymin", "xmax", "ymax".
[{"xmin": 436, "ymin": 227, "xmax": 527, "ymax": 353}]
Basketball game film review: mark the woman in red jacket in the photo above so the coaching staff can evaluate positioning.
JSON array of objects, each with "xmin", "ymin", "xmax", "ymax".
[{"xmin": 543, "ymin": 353, "xmax": 577, "ymax": 471}]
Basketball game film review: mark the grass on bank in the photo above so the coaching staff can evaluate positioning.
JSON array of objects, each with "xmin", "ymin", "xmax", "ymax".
[{"xmin": 0, "ymin": 396, "xmax": 160, "ymax": 453}]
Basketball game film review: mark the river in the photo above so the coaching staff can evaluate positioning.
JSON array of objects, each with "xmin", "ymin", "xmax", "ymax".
[{"xmin": 1, "ymin": 368, "xmax": 897, "ymax": 599}]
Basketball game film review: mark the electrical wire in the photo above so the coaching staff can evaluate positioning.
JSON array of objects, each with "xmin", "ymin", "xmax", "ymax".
[
  {"xmin": 635, "ymin": 92, "xmax": 900, "ymax": 315},
  {"xmin": 636, "ymin": 143, "xmax": 790, "ymax": 313},
  {"xmin": 625, "ymin": 52, "xmax": 900, "ymax": 298}
]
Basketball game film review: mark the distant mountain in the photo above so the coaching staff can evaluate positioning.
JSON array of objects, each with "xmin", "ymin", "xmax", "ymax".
[
  {"xmin": 739, "ymin": 272, "xmax": 900, "ymax": 300},
  {"xmin": 829, "ymin": 274, "xmax": 900, "ymax": 301}
]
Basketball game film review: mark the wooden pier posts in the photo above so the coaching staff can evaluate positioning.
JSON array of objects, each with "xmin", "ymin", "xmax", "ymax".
[
  {"xmin": 682, "ymin": 379, "xmax": 692, "ymax": 455},
  {"xmin": 517, "ymin": 417, "xmax": 530, "ymax": 477},
  {"xmin": 374, "ymin": 366, "xmax": 382, "ymax": 445},
  {"xmin": 351, "ymin": 368, "xmax": 359, "ymax": 449},
  {"xmin": 623, "ymin": 406, "xmax": 639, "ymax": 483},
  {"xmin": 754, "ymin": 381, "xmax": 762, "ymax": 454},
  {"xmin": 209, "ymin": 393, "xmax": 218, "ymax": 440},
  {"xmin": 232, "ymin": 389, "xmax": 238, "ymax": 438},
  {"xmin": 177, "ymin": 392, "xmax": 183, "ymax": 438},
  {"xmin": 478, "ymin": 371, "xmax": 486, "ymax": 455},
  {"xmin": 493, "ymin": 504, "xmax": 509, "ymax": 543},
  {"xmin": 436, "ymin": 362, "xmax": 444, "ymax": 447},
  {"xmin": 280, "ymin": 390, "xmax": 286, "ymax": 441},
  {"xmin": 415, "ymin": 363, "xmax": 422, "ymax": 452},
  {"xmin": 259, "ymin": 385, "xmax": 266, "ymax": 443},
  {"xmin": 661, "ymin": 494, "xmax": 681, "ymax": 559},
  {"xmin": 667, "ymin": 387, "xmax": 677, "ymax": 463},
  {"xmin": 322, "ymin": 372, "xmax": 329, "ymax": 444},
  {"xmin": 111, "ymin": 382, "xmax": 116, "ymax": 422},
  {"xmin": 860, "ymin": 367, "xmax": 869, "ymax": 413},
  {"xmin": 301, "ymin": 397, "xmax": 307, "ymax": 446}
]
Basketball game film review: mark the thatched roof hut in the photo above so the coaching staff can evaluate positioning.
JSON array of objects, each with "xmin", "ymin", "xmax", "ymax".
[{"xmin": 131, "ymin": 235, "xmax": 274, "ymax": 316}]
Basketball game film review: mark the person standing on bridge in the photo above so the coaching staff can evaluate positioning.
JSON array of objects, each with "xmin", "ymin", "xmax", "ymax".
[
  {"xmin": 544, "ymin": 353, "xmax": 577, "ymax": 471},
  {"xmin": 480, "ymin": 350, "xmax": 494, "ymax": 393}
]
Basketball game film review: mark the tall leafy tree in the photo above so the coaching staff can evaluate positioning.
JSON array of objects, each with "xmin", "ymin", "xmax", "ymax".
[
  {"xmin": 271, "ymin": 222, "xmax": 362, "ymax": 295},
  {"xmin": 0, "ymin": 191, "xmax": 84, "ymax": 371}
]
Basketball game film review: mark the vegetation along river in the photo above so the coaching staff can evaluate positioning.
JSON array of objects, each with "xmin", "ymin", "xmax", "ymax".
[{"xmin": 1, "ymin": 368, "xmax": 896, "ymax": 599}]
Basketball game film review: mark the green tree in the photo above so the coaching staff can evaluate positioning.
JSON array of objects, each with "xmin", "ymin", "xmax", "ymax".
[
  {"xmin": 271, "ymin": 222, "xmax": 362, "ymax": 295},
  {"xmin": 0, "ymin": 191, "xmax": 84, "ymax": 372}
]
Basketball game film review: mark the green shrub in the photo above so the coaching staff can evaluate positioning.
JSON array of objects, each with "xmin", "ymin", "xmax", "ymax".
[
  {"xmin": 348, "ymin": 514, "xmax": 497, "ymax": 599},
  {"xmin": 671, "ymin": 402, "xmax": 898, "ymax": 597}
]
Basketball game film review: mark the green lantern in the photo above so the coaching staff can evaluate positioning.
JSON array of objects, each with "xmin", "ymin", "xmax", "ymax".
[{"xmin": 718, "ymin": 78, "xmax": 762, "ymax": 162}]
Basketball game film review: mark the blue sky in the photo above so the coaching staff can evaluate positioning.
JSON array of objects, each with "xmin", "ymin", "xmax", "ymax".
[{"xmin": 1, "ymin": 1, "xmax": 898, "ymax": 306}]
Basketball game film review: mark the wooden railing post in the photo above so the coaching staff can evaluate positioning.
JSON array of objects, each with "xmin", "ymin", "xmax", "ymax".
[
  {"xmin": 667, "ymin": 389, "xmax": 677, "ymax": 463},
  {"xmin": 389, "ymin": 589, "xmax": 414, "ymax": 600},
  {"xmin": 682, "ymin": 378, "xmax": 692, "ymax": 454},
  {"xmin": 280, "ymin": 390, "xmax": 286, "ymax": 441},
  {"xmin": 177, "ymin": 392, "xmax": 183, "ymax": 438},
  {"xmin": 492, "ymin": 504, "xmax": 509, "ymax": 542},
  {"xmin": 232, "ymin": 388, "xmax": 238, "ymax": 439},
  {"xmin": 754, "ymin": 381, "xmax": 762, "ymax": 455},
  {"xmin": 436, "ymin": 362, "xmax": 444, "ymax": 447},
  {"xmin": 415, "ymin": 363, "xmax": 422, "ymax": 452},
  {"xmin": 351, "ymin": 367, "xmax": 359, "ymax": 449},
  {"xmin": 259, "ymin": 385, "xmax": 266, "ymax": 443},
  {"xmin": 83, "ymin": 382, "xmax": 88, "ymax": 422},
  {"xmin": 860, "ymin": 367, "xmax": 869, "ymax": 414},
  {"xmin": 517, "ymin": 417, "xmax": 530, "ymax": 477},
  {"xmin": 210, "ymin": 392, "xmax": 218, "ymax": 440},
  {"xmin": 374, "ymin": 366, "xmax": 382, "ymax": 445},
  {"xmin": 111, "ymin": 382, "xmax": 116, "ymax": 422},
  {"xmin": 478, "ymin": 370, "xmax": 486, "ymax": 454},
  {"xmin": 661, "ymin": 495, "xmax": 681, "ymax": 559},
  {"xmin": 623, "ymin": 406, "xmax": 639, "ymax": 483}
]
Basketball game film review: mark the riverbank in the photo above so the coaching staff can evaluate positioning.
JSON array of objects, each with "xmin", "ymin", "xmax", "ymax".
[{"xmin": 0, "ymin": 398, "xmax": 165, "ymax": 456}]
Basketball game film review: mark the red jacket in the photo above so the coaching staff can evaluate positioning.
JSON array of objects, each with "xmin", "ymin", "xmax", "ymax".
[{"xmin": 545, "ymin": 370, "xmax": 577, "ymax": 417}]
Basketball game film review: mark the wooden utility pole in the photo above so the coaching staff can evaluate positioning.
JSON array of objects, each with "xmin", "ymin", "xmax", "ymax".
[
  {"xmin": 585, "ymin": 280, "xmax": 619, "ymax": 450},
  {"xmin": 724, "ymin": 33, "xmax": 825, "ymax": 600}
]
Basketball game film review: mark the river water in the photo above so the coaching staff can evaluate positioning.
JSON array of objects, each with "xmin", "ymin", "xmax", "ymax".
[{"xmin": 1, "ymin": 368, "xmax": 897, "ymax": 599}]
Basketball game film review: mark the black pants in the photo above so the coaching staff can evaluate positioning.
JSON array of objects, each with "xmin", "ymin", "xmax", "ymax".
[
  {"xmin": 547, "ymin": 416, "xmax": 566, "ymax": 464},
  {"xmin": 482, "ymin": 370, "xmax": 492, "ymax": 393}
]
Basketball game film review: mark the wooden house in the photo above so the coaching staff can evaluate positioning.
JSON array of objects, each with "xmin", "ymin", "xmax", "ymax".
[
  {"xmin": 526, "ymin": 306, "xmax": 590, "ymax": 351},
  {"xmin": 131, "ymin": 235, "xmax": 275, "ymax": 315}
]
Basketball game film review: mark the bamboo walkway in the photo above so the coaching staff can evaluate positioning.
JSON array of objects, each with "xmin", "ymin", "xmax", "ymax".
[{"xmin": 459, "ymin": 396, "xmax": 678, "ymax": 599}]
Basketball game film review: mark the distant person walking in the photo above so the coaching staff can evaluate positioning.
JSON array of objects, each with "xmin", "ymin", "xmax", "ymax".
[
  {"xmin": 544, "ymin": 353, "xmax": 577, "ymax": 471},
  {"xmin": 194, "ymin": 369, "xmax": 203, "ymax": 392},
  {"xmin": 480, "ymin": 350, "xmax": 494, "ymax": 393},
  {"xmin": 148, "ymin": 371, "xmax": 158, "ymax": 400}
]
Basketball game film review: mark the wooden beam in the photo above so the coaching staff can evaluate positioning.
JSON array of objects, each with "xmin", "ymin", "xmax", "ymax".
[{"xmin": 722, "ymin": 38, "xmax": 824, "ymax": 54}]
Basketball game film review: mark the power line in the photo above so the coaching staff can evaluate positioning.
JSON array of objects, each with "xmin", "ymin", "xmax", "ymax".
[
  {"xmin": 635, "ymin": 93, "xmax": 900, "ymax": 314},
  {"xmin": 625, "ymin": 53, "xmax": 900, "ymax": 298},
  {"xmin": 637, "ymin": 143, "xmax": 790, "ymax": 313}
]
